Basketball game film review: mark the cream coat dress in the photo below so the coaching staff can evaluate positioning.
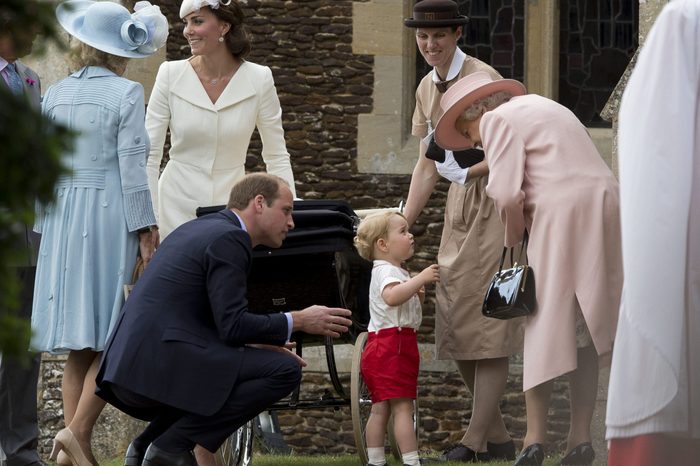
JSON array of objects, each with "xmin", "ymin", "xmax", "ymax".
[
  {"xmin": 606, "ymin": 0, "xmax": 700, "ymax": 439},
  {"xmin": 482, "ymin": 95, "xmax": 623, "ymax": 390},
  {"xmin": 412, "ymin": 54, "xmax": 523, "ymax": 361},
  {"xmin": 146, "ymin": 59, "xmax": 296, "ymax": 238}
]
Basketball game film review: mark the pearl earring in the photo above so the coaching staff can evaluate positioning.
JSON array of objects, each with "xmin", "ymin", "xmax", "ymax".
[{"xmin": 218, "ymin": 36, "xmax": 224, "ymax": 42}]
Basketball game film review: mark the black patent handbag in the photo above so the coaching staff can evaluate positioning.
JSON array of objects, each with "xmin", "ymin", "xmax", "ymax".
[{"xmin": 482, "ymin": 232, "xmax": 536, "ymax": 319}]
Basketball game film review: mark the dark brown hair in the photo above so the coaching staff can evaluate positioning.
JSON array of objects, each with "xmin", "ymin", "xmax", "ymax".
[{"xmin": 212, "ymin": 0, "xmax": 250, "ymax": 59}]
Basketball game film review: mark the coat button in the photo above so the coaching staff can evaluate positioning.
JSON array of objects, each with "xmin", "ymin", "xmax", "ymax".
[
  {"xmin": 134, "ymin": 136, "xmax": 141, "ymax": 144},
  {"xmin": 91, "ymin": 154, "xmax": 97, "ymax": 161}
]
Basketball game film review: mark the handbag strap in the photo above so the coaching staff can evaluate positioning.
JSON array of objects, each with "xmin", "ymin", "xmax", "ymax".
[
  {"xmin": 131, "ymin": 256, "xmax": 145, "ymax": 283},
  {"xmin": 499, "ymin": 230, "xmax": 529, "ymax": 272}
]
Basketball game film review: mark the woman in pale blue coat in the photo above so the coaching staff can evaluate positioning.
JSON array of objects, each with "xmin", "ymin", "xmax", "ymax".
[{"xmin": 31, "ymin": 1, "xmax": 168, "ymax": 464}]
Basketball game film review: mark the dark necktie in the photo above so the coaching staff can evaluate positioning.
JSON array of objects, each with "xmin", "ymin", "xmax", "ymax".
[
  {"xmin": 435, "ymin": 75, "xmax": 457, "ymax": 93},
  {"xmin": 5, "ymin": 62, "xmax": 24, "ymax": 95}
]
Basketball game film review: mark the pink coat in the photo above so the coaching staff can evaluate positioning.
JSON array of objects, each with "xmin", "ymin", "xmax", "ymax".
[{"xmin": 482, "ymin": 94, "xmax": 623, "ymax": 390}]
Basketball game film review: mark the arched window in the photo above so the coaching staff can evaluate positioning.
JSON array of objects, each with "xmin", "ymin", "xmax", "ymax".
[{"xmin": 559, "ymin": 0, "xmax": 638, "ymax": 126}]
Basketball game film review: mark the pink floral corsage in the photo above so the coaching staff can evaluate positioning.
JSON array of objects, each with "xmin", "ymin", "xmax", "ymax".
[{"xmin": 25, "ymin": 77, "xmax": 36, "ymax": 87}]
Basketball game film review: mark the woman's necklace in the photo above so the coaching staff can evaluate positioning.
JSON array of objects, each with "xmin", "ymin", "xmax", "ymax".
[
  {"xmin": 206, "ymin": 73, "xmax": 228, "ymax": 86},
  {"xmin": 208, "ymin": 73, "xmax": 230, "ymax": 85},
  {"xmin": 198, "ymin": 66, "xmax": 232, "ymax": 86},
  {"xmin": 193, "ymin": 57, "xmax": 239, "ymax": 87}
]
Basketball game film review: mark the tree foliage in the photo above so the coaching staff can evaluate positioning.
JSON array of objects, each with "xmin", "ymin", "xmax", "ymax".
[{"xmin": 0, "ymin": 0, "xmax": 73, "ymax": 356}]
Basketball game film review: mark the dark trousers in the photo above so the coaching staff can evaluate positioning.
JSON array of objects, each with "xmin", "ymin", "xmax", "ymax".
[
  {"xmin": 112, "ymin": 346, "xmax": 301, "ymax": 453},
  {"xmin": 0, "ymin": 267, "xmax": 41, "ymax": 466}
]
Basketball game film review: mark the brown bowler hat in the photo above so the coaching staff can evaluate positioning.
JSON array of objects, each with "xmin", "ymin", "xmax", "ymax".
[{"xmin": 404, "ymin": 0, "xmax": 469, "ymax": 28}]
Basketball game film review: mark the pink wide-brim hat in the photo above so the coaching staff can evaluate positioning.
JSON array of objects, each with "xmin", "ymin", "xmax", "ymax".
[{"xmin": 434, "ymin": 71, "xmax": 526, "ymax": 151}]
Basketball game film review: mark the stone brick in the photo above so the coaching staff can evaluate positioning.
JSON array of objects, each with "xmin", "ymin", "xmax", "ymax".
[{"xmin": 301, "ymin": 17, "xmax": 331, "ymax": 26}]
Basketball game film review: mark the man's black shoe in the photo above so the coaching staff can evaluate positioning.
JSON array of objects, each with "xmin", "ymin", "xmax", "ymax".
[
  {"xmin": 124, "ymin": 440, "xmax": 147, "ymax": 466},
  {"xmin": 141, "ymin": 443, "xmax": 196, "ymax": 466}
]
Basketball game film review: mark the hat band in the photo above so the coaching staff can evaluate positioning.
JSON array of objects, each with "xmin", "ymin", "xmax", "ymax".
[{"xmin": 414, "ymin": 11, "xmax": 459, "ymax": 21}]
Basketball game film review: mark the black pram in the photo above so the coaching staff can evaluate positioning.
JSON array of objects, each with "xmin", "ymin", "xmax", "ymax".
[{"xmin": 195, "ymin": 199, "xmax": 370, "ymax": 344}]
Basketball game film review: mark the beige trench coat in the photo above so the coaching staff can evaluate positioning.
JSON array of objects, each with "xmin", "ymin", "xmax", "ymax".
[
  {"xmin": 482, "ymin": 94, "xmax": 623, "ymax": 390},
  {"xmin": 412, "ymin": 55, "xmax": 523, "ymax": 361}
]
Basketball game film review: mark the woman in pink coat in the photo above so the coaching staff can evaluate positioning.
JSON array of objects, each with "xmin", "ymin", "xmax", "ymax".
[{"xmin": 434, "ymin": 72, "xmax": 623, "ymax": 466}]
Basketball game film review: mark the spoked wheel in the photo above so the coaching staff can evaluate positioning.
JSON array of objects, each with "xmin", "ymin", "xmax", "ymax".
[
  {"xmin": 351, "ymin": 331, "xmax": 371, "ymax": 464},
  {"xmin": 215, "ymin": 420, "xmax": 254, "ymax": 466},
  {"xmin": 253, "ymin": 411, "xmax": 290, "ymax": 454}
]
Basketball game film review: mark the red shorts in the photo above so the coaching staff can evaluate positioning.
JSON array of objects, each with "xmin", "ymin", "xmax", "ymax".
[
  {"xmin": 360, "ymin": 327, "xmax": 419, "ymax": 403},
  {"xmin": 608, "ymin": 434, "xmax": 700, "ymax": 466}
]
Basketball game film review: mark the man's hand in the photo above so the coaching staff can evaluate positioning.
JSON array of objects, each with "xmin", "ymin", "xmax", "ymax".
[{"xmin": 290, "ymin": 305, "xmax": 352, "ymax": 338}]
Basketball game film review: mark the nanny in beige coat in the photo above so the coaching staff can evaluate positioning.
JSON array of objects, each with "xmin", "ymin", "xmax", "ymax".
[
  {"xmin": 146, "ymin": 0, "xmax": 296, "ymax": 240},
  {"xmin": 402, "ymin": 1, "xmax": 522, "ymax": 462},
  {"xmin": 435, "ymin": 72, "xmax": 623, "ymax": 466}
]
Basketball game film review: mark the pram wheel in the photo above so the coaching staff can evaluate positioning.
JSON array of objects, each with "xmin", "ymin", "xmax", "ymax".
[
  {"xmin": 351, "ymin": 331, "xmax": 372, "ymax": 464},
  {"xmin": 215, "ymin": 420, "xmax": 253, "ymax": 466}
]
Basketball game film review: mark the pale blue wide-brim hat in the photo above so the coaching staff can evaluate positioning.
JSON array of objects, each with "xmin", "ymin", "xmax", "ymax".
[{"xmin": 57, "ymin": 0, "xmax": 169, "ymax": 58}]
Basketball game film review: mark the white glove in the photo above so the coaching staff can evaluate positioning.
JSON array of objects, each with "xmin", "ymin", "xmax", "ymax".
[{"xmin": 435, "ymin": 150, "xmax": 469, "ymax": 185}]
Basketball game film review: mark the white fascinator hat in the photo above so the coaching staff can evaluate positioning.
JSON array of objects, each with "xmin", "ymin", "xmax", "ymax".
[
  {"xmin": 180, "ymin": 0, "xmax": 231, "ymax": 19},
  {"xmin": 57, "ymin": 0, "xmax": 169, "ymax": 58}
]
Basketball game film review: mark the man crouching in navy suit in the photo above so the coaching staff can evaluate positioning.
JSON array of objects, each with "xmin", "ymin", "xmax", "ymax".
[{"xmin": 96, "ymin": 173, "xmax": 353, "ymax": 466}]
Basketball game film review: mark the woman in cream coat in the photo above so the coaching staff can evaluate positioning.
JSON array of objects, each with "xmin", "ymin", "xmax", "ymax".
[
  {"xmin": 435, "ymin": 72, "xmax": 623, "ymax": 466},
  {"xmin": 147, "ymin": 0, "xmax": 296, "ymax": 239}
]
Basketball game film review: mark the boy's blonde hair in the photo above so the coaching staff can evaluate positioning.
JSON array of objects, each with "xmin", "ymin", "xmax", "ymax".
[{"xmin": 354, "ymin": 211, "xmax": 406, "ymax": 261}]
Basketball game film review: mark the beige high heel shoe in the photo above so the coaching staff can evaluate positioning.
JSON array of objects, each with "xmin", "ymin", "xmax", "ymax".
[
  {"xmin": 57, "ymin": 450, "xmax": 72, "ymax": 466},
  {"xmin": 49, "ymin": 427, "xmax": 94, "ymax": 466}
]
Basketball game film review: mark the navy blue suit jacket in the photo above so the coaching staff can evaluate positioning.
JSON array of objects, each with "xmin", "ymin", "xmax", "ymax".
[{"xmin": 96, "ymin": 209, "xmax": 289, "ymax": 418}]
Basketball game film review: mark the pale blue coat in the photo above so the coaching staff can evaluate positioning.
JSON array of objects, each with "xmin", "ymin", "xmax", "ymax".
[{"xmin": 31, "ymin": 66, "xmax": 156, "ymax": 353}]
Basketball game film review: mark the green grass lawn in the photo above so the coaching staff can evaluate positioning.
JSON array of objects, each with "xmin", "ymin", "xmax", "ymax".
[
  {"xmin": 97, "ymin": 453, "xmax": 589, "ymax": 466},
  {"xmin": 99, "ymin": 456, "xmax": 505, "ymax": 466}
]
